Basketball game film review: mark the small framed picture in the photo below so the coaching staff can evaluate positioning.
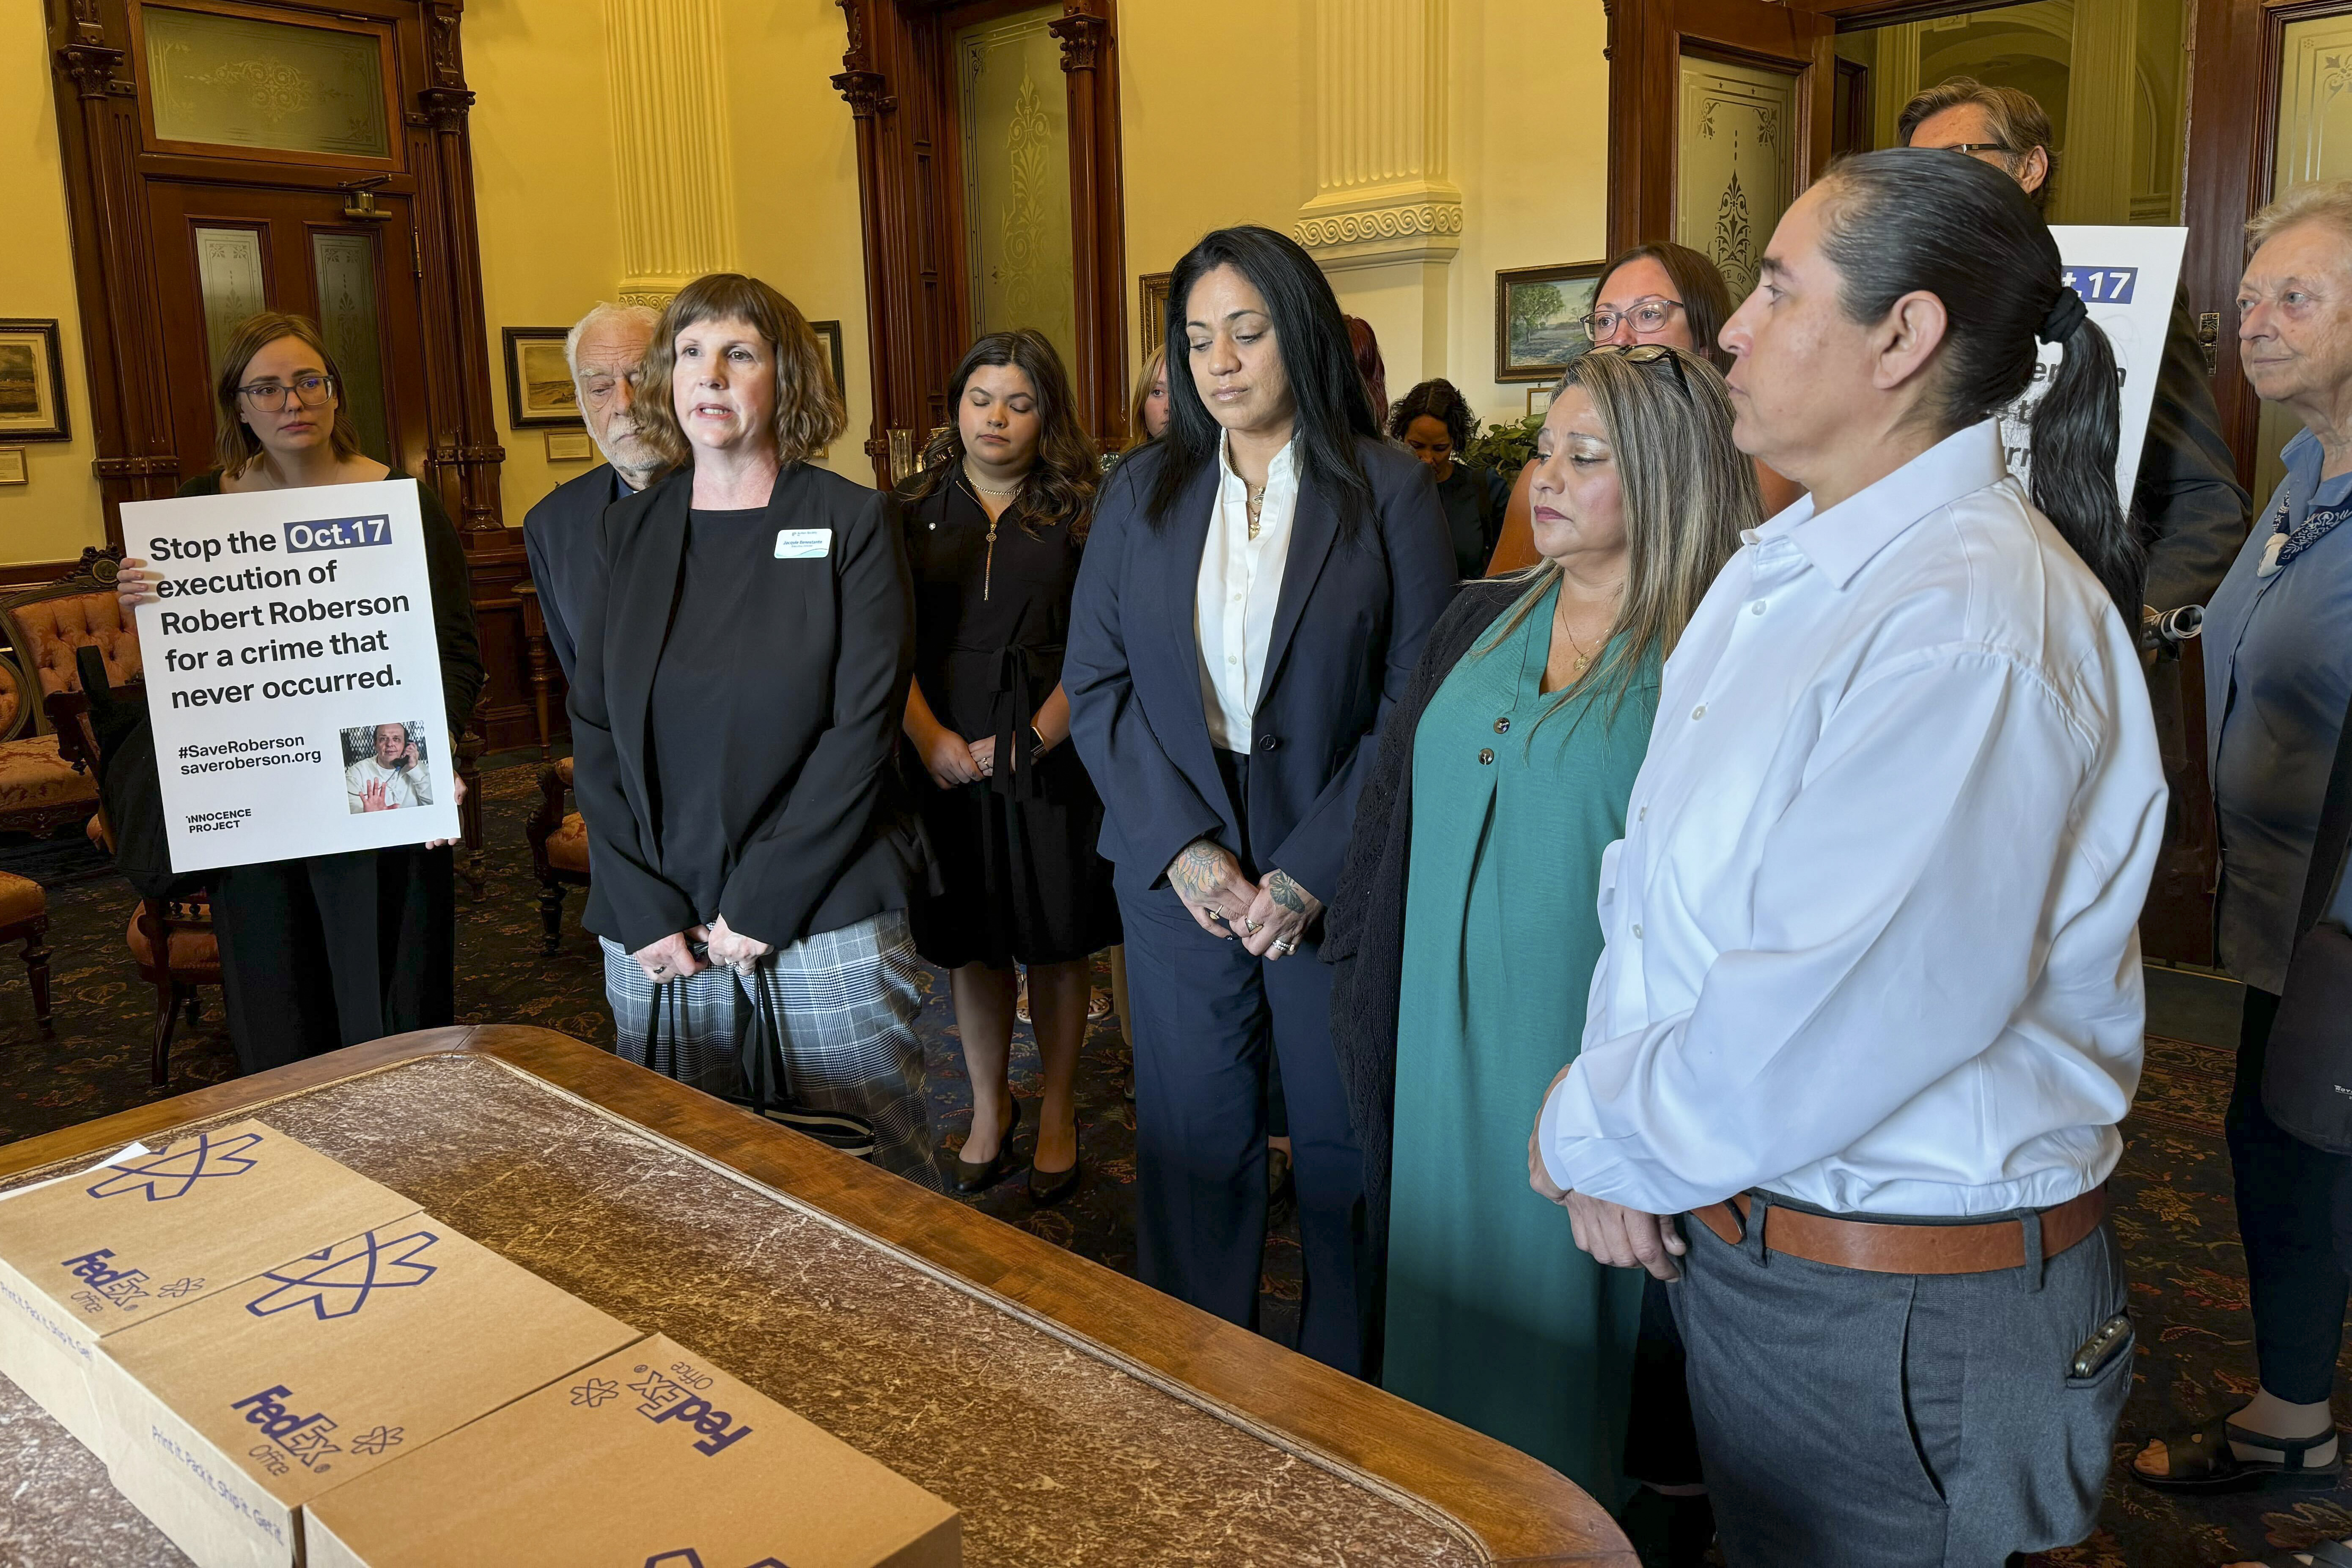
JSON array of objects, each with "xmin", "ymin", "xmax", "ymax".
[
  {"xmin": 1495, "ymin": 263, "xmax": 1605, "ymax": 384},
  {"xmin": 0, "ymin": 448, "xmax": 26, "ymax": 485},
  {"xmin": 544, "ymin": 429, "xmax": 593, "ymax": 462},
  {"xmin": 501, "ymin": 327, "xmax": 580, "ymax": 429},
  {"xmin": 1526, "ymin": 387, "xmax": 1554, "ymax": 417},
  {"xmin": 0, "ymin": 319, "xmax": 71, "ymax": 442},
  {"xmin": 1138, "ymin": 272, "xmax": 1172, "ymax": 358},
  {"xmin": 807, "ymin": 319, "xmax": 847, "ymax": 400}
]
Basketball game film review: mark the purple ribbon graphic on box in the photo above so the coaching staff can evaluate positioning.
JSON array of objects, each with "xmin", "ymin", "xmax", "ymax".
[
  {"xmin": 85, "ymin": 1131, "xmax": 264, "ymax": 1201},
  {"xmin": 244, "ymin": 1228, "xmax": 439, "ymax": 1320}
]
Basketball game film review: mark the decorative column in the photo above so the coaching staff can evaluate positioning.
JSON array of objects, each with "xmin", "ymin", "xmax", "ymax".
[
  {"xmin": 2058, "ymin": 0, "xmax": 2137, "ymax": 224},
  {"xmin": 1292, "ymin": 0, "xmax": 1461, "ymax": 384},
  {"xmin": 1868, "ymin": 24, "xmax": 1924, "ymax": 151},
  {"xmin": 416, "ymin": 3, "xmax": 506, "ymax": 535},
  {"xmin": 605, "ymin": 0, "xmax": 740, "ymax": 307}
]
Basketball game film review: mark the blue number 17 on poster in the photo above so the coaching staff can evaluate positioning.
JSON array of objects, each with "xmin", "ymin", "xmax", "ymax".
[
  {"xmin": 2061, "ymin": 267, "xmax": 2138, "ymax": 304},
  {"xmin": 283, "ymin": 515, "xmax": 393, "ymax": 554}
]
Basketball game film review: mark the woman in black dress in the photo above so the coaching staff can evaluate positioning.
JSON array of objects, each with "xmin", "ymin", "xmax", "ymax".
[{"xmin": 901, "ymin": 330, "xmax": 1118, "ymax": 1204}]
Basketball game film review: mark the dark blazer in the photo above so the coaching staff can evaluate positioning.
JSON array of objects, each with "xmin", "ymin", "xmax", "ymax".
[
  {"xmin": 1324, "ymin": 578, "xmax": 1519, "ymax": 1249},
  {"xmin": 522, "ymin": 461, "xmax": 631, "ymax": 684},
  {"xmin": 1064, "ymin": 435, "xmax": 1456, "ymax": 906},
  {"xmin": 2140, "ymin": 287, "xmax": 2252, "ymax": 612},
  {"xmin": 567, "ymin": 463, "xmax": 920, "ymax": 953}
]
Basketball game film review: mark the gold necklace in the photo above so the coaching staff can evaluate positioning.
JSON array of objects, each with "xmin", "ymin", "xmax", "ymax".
[
  {"xmin": 960, "ymin": 472, "xmax": 1010, "ymax": 603},
  {"xmin": 1245, "ymin": 483, "xmax": 1267, "ymax": 542}
]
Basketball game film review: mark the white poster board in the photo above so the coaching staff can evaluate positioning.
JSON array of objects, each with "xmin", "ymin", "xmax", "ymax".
[
  {"xmin": 1998, "ymin": 225, "xmax": 2187, "ymax": 505},
  {"xmin": 124, "ymin": 478, "xmax": 458, "ymax": 873}
]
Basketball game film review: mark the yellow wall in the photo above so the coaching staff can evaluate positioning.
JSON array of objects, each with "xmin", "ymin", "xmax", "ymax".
[
  {"xmin": 0, "ymin": 3, "xmax": 108, "ymax": 566},
  {"xmin": 0, "ymin": 0, "xmax": 1606, "ymax": 566},
  {"xmin": 1117, "ymin": 0, "xmax": 1613, "ymax": 439},
  {"xmin": 467, "ymin": 0, "xmax": 626, "ymax": 527}
]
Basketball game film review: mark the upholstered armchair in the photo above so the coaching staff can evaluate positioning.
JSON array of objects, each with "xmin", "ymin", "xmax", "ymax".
[{"xmin": 0, "ymin": 548, "xmax": 132, "ymax": 840}]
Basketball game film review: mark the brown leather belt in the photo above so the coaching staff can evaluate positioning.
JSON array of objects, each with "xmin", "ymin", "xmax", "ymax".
[{"xmin": 1689, "ymin": 1186, "xmax": 2106, "ymax": 1275}]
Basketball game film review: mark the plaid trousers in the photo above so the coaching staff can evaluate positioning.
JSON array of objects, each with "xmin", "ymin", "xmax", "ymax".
[{"xmin": 602, "ymin": 909, "xmax": 940, "ymax": 1188}]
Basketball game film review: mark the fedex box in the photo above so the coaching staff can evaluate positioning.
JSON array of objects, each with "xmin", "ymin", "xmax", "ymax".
[
  {"xmin": 304, "ymin": 1334, "xmax": 961, "ymax": 1568},
  {"xmin": 94, "ymin": 1214, "xmax": 637, "ymax": 1568},
  {"xmin": 0, "ymin": 1120, "xmax": 417, "ymax": 1453}
]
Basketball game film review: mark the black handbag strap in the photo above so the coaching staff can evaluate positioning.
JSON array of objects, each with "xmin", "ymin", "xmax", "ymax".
[{"xmin": 2296, "ymin": 685, "xmax": 2352, "ymax": 936}]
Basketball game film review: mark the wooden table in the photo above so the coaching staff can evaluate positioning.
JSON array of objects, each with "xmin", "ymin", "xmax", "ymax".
[{"xmin": 0, "ymin": 1025, "xmax": 1634, "ymax": 1566}]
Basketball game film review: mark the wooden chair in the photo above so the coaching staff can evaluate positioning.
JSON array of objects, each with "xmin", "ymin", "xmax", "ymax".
[
  {"xmin": 46, "ymin": 684, "xmax": 217, "ymax": 1085},
  {"xmin": 516, "ymin": 581, "xmax": 560, "ymax": 763},
  {"xmin": 0, "ymin": 547, "xmax": 130, "ymax": 840},
  {"xmin": 525, "ymin": 756, "xmax": 589, "ymax": 953},
  {"xmin": 456, "ymin": 687, "xmax": 490, "ymax": 899}
]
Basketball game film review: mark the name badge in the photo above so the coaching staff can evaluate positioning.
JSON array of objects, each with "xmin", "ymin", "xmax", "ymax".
[{"xmin": 774, "ymin": 529, "xmax": 832, "ymax": 560}]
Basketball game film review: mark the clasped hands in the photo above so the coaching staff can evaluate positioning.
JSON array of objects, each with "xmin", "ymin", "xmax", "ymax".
[
  {"xmin": 1164, "ymin": 837, "xmax": 1318, "ymax": 960},
  {"xmin": 1527, "ymin": 1061, "xmax": 1687, "ymax": 1281},
  {"xmin": 632, "ymin": 915, "xmax": 771, "ymax": 983}
]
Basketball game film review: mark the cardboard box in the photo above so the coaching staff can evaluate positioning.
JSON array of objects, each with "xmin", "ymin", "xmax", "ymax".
[
  {"xmin": 95, "ymin": 1214, "xmax": 638, "ymax": 1568},
  {"xmin": 0, "ymin": 1120, "xmax": 418, "ymax": 1453},
  {"xmin": 304, "ymin": 1333, "xmax": 961, "ymax": 1568}
]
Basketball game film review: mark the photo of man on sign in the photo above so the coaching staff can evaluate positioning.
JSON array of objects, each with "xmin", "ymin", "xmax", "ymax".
[{"xmin": 343, "ymin": 722, "xmax": 435, "ymax": 813}]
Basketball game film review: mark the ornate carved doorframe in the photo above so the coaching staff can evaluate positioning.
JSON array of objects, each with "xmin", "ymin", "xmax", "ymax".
[
  {"xmin": 834, "ymin": 0, "xmax": 1127, "ymax": 487},
  {"xmin": 45, "ymin": 0, "xmax": 506, "ymax": 542}
]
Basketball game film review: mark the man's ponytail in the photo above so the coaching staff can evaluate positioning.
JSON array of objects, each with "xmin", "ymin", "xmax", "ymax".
[{"xmin": 2027, "ymin": 314, "xmax": 2143, "ymax": 623}]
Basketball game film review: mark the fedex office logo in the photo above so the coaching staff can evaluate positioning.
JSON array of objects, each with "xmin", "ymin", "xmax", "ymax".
[
  {"xmin": 244, "ymin": 1228, "xmax": 438, "ymax": 1321},
  {"xmin": 85, "ymin": 1131, "xmax": 263, "ymax": 1201},
  {"xmin": 588, "ymin": 1363, "xmax": 753, "ymax": 1457},
  {"xmin": 230, "ymin": 1386, "xmax": 344, "ymax": 1474},
  {"xmin": 59, "ymin": 1249, "xmax": 151, "ymax": 1313}
]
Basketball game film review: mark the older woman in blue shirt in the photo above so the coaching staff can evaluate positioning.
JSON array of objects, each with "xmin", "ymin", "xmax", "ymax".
[{"xmin": 2132, "ymin": 184, "xmax": 2352, "ymax": 1546}]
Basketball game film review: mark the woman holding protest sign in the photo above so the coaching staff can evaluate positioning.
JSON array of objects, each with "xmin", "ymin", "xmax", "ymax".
[
  {"xmin": 565, "ymin": 272, "xmax": 940, "ymax": 1188},
  {"xmin": 116, "ymin": 310, "xmax": 482, "ymax": 1075}
]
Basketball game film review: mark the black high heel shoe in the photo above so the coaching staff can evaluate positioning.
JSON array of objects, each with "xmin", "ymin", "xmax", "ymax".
[
  {"xmin": 1027, "ymin": 1133, "xmax": 1082, "ymax": 1206},
  {"xmin": 949, "ymin": 1098, "xmax": 1022, "ymax": 1194}
]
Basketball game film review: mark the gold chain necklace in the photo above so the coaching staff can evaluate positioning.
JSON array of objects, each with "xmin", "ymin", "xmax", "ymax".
[
  {"xmin": 1245, "ymin": 483, "xmax": 1267, "ymax": 542},
  {"xmin": 959, "ymin": 466, "xmax": 1017, "ymax": 603}
]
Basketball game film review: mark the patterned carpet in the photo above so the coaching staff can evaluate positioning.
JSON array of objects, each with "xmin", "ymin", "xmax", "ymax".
[{"xmin": 0, "ymin": 758, "xmax": 2341, "ymax": 1566}]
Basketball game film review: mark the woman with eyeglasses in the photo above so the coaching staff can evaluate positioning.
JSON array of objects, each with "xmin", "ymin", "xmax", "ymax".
[
  {"xmin": 1327, "ymin": 343, "xmax": 1753, "ymax": 1505},
  {"xmin": 1488, "ymin": 244, "xmax": 1802, "ymax": 578},
  {"xmin": 114, "ymin": 310, "xmax": 482, "ymax": 1075}
]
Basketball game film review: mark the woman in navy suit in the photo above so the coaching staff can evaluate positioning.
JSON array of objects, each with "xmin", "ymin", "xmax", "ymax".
[{"xmin": 1065, "ymin": 226, "xmax": 1454, "ymax": 1373}]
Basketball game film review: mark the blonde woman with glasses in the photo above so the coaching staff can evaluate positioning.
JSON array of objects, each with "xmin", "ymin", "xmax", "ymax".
[{"xmin": 1327, "ymin": 344, "xmax": 1754, "ymax": 1504}]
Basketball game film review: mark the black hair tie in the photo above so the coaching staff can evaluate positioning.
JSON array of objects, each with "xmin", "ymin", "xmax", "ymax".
[{"xmin": 2039, "ymin": 287, "xmax": 2088, "ymax": 345}]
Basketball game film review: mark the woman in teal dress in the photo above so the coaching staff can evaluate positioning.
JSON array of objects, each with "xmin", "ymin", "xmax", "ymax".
[{"xmin": 1326, "ymin": 345, "xmax": 1759, "ymax": 1508}]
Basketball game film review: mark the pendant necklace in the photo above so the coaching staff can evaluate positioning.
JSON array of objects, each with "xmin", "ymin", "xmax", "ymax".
[
  {"xmin": 963, "ymin": 464, "xmax": 1020, "ymax": 601},
  {"xmin": 1245, "ymin": 483, "xmax": 1267, "ymax": 542}
]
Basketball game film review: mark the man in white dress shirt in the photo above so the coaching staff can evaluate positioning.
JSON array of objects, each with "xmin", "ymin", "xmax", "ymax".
[
  {"xmin": 346, "ymin": 722, "xmax": 433, "ymax": 812},
  {"xmin": 1532, "ymin": 151, "xmax": 2165, "ymax": 1564}
]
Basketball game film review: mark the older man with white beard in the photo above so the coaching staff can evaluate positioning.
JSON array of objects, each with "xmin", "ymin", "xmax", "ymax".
[{"xmin": 522, "ymin": 302, "xmax": 662, "ymax": 681}]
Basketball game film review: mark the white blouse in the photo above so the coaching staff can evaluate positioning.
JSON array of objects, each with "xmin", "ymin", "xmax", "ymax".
[
  {"xmin": 1536, "ymin": 421, "xmax": 2167, "ymax": 1218},
  {"xmin": 1193, "ymin": 433, "xmax": 1301, "ymax": 752}
]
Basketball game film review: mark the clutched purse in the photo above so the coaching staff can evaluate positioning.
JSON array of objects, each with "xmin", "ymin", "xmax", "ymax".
[
  {"xmin": 2261, "ymin": 687, "xmax": 2352, "ymax": 1155},
  {"xmin": 634, "ymin": 953, "xmax": 879, "ymax": 1159}
]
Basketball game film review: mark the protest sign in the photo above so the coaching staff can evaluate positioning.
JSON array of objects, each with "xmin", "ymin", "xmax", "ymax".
[
  {"xmin": 1998, "ymin": 225, "xmax": 2187, "ymax": 506},
  {"xmin": 124, "ymin": 479, "xmax": 458, "ymax": 873}
]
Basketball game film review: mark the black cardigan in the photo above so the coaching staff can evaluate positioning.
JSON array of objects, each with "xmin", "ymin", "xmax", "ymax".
[
  {"xmin": 1324, "ymin": 576, "xmax": 1525, "ymax": 1253},
  {"xmin": 567, "ymin": 464, "xmax": 923, "ymax": 953}
]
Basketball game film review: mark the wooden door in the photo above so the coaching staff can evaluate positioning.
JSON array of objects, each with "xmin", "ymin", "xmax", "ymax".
[
  {"xmin": 835, "ymin": 0, "xmax": 1127, "ymax": 486},
  {"xmin": 145, "ymin": 181, "xmax": 430, "ymax": 483},
  {"xmin": 1607, "ymin": 0, "xmax": 1838, "ymax": 269}
]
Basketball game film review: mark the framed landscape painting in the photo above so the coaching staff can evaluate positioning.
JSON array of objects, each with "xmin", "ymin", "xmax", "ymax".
[
  {"xmin": 0, "ymin": 320, "xmax": 70, "ymax": 442},
  {"xmin": 502, "ymin": 327, "xmax": 580, "ymax": 428},
  {"xmin": 1494, "ymin": 263, "xmax": 1605, "ymax": 384},
  {"xmin": 808, "ymin": 319, "xmax": 847, "ymax": 399}
]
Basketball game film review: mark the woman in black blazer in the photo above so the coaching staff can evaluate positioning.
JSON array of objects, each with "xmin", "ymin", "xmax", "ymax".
[
  {"xmin": 1065, "ymin": 227, "xmax": 1456, "ymax": 1373},
  {"xmin": 568, "ymin": 273, "xmax": 935, "ymax": 1186}
]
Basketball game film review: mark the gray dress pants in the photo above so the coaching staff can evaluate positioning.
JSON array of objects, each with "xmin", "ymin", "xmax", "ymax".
[{"xmin": 1669, "ymin": 1197, "xmax": 2131, "ymax": 1568}]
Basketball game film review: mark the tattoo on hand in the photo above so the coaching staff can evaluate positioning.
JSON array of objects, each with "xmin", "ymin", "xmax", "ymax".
[
  {"xmin": 1267, "ymin": 871, "xmax": 1308, "ymax": 915},
  {"xmin": 1172, "ymin": 840, "xmax": 1226, "ymax": 902}
]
